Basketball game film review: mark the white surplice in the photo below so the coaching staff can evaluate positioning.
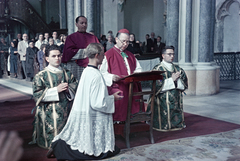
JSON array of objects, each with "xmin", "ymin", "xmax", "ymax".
[
  {"xmin": 100, "ymin": 55, "xmax": 142, "ymax": 86},
  {"xmin": 41, "ymin": 65, "xmax": 74, "ymax": 102},
  {"xmin": 161, "ymin": 60, "xmax": 185, "ymax": 92},
  {"xmin": 52, "ymin": 66, "xmax": 115, "ymax": 156}
]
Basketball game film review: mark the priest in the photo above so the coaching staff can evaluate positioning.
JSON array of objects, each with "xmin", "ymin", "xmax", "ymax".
[
  {"xmin": 62, "ymin": 16, "xmax": 99, "ymax": 80},
  {"xmin": 147, "ymin": 46, "xmax": 188, "ymax": 131},
  {"xmin": 50, "ymin": 43, "xmax": 122, "ymax": 160},
  {"xmin": 31, "ymin": 45, "xmax": 78, "ymax": 149},
  {"xmin": 99, "ymin": 29, "xmax": 143, "ymax": 122}
]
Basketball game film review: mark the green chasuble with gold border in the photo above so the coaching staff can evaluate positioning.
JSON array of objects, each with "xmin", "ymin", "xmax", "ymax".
[
  {"xmin": 147, "ymin": 62, "xmax": 188, "ymax": 132},
  {"xmin": 32, "ymin": 66, "xmax": 78, "ymax": 149}
]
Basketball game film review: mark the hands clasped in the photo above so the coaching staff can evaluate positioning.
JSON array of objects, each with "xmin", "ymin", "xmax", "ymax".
[
  {"xmin": 57, "ymin": 83, "xmax": 69, "ymax": 93},
  {"xmin": 172, "ymin": 72, "xmax": 181, "ymax": 81}
]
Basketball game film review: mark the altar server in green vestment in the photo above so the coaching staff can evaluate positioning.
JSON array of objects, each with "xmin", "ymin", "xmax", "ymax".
[
  {"xmin": 31, "ymin": 45, "xmax": 78, "ymax": 149},
  {"xmin": 147, "ymin": 46, "xmax": 188, "ymax": 131}
]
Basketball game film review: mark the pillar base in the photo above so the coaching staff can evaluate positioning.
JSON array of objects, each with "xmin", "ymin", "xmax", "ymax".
[{"xmin": 179, "ymin": 62, "xmax": 220, "ymax": 95}]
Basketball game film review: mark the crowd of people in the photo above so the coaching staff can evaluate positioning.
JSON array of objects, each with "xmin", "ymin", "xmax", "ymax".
[
  {"xmin": 0, "ymin": 27, "xmax": 166, "ymax": 82},
  {"xmin": 0, "ymin": 15, "xmax": 187, "ymax": 161},
  {"xmin": 0, "ymin": 31, "xmax": 67, "ymax": 81},
  {"xmin": 99, "ymin": 31, "xmax": 166, "ymax": 57}
]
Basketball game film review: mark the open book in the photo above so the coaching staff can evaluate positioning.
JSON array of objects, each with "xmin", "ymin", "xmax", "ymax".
[{"xmin": 118, "ymin": 70, "xmax": 165, "ymax": 82}]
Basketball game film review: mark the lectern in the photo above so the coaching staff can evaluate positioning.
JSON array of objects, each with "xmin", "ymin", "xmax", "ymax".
[{"xmin": 114, "ymin": 71, "xmax": 164, "ymax": 148}]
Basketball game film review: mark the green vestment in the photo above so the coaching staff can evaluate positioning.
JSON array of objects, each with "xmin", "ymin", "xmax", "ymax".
[
  {"xmin": 32, "ymin": 66, "xmax": 78, "ymax": 149},
  {"xmin": 147, "ymin": 62, "xmax": 188, "ymax": 131}
]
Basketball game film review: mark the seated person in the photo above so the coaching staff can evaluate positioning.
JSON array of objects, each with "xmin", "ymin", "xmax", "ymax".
[
  {"xmin": 147, "ymin": 46, "xmax": 188, "ymax": 131},
  {"xmin": 50, "ymin": 43, "xmax": 123, "ymax": 160}
]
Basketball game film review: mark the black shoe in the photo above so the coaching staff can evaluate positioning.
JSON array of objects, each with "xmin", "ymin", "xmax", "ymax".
[{"xmin": 46, "ymin": 148, "xmax": 56, "ymax": 158}]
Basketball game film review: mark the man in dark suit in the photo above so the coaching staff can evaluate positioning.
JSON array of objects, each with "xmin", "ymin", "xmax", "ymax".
[
  {"xmin": 16, "ymin": 33, "xmax": 22, "ymax": 46},
  {"xmin": 147, "ymin": 32, "xmax": 157, "ymax": 53},
  {"xmin": 155, "ymin": 36, "xmax": 166, "ymax": 61},
  {"xmin": 142, "ymin": 34, "xmax": 149, "ymax": 52}
]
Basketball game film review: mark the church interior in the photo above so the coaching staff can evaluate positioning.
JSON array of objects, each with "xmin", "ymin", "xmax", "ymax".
[{"xmin": 0, "ymin": 0, "xmax": 240, "ymax": 160}]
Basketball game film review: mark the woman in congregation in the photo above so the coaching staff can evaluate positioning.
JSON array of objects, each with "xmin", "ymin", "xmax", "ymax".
[
  {"xmin": 37, "ymin": 44, "xmax": 47, "ymax": 71},
  {"xmin": 48, "ymin": 38, "xmax": 54, "ymax": 46},
  {"xmin": 59, "ymin": 34, "xmax": 67, "ymax": 53},
  {"xmin": 35, "ymin": 33, "xmax": 44, "ymax": 50},
  {"xmin": 127, "ymin": 33, "xmax": 142, "ymax": 57},
  {"xmin": 105, "ymin": 33, "xmax": 115, "ymax": 51},
  {"xmin": 26, "ymin": 41, "xmax": 39, "ymax": 81},
  {"xmin": 9, "ymin": 40, "xmax": 18, "ymax": 78}
]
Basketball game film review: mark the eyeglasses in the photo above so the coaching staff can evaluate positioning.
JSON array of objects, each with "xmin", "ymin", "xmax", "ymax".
[
  {"xmin": 166, "ymin": 53, "xmax": 175, "ymax": 56},
  {"xmin": 118, "ymin": 38, "xmax": 129, "ymax": 44}
]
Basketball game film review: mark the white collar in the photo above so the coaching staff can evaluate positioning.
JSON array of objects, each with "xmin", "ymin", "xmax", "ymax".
[
  {"xmin": 162, "ymin": 60, "xmax": 173, "ymax": 71},
  {"xmin": 114, "ymin": 45, "xmax": 122, "ymax": 51},
  {"xmin": 47, "ymin": 64, "xmax": 62, "ymax": 72}
]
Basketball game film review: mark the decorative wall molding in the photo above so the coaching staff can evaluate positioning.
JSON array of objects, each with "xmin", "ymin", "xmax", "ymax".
[
  {"xmin": 215, "ymin": 0, "xmax": 240, "ymax": 52},
  {"xmin": 216, "ymin": 0, "xmax": 240, "ymax": 22}
]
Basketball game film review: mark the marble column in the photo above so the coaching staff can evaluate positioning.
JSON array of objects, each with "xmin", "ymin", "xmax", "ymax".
[
  {"xmin": 74, "ymin": 0, "xmax": 82, "ymax": 16},
  {"xmin": 185, "ymin": 0, "xmax": 192, "ymax": 63},
  {"xmin": 95, "ymin": 0, "xmax": 101, "ymax": 37},
  {"xmin": 85, "ymin": 0, "xmax": 94, "ymax": 32},
  {"xmin": 198, "ymin": 0, "xmax": 214, "ymax": 62},
  {"xmin": 59, "ymin": 0, "xmax": 67, "ymax": 29},
  {"xmin": 166, "ymin": 0, "xmax": 179, "ymax": 62},
  {"xmin": 74, "ymin": 0, "xmax": 82, "ymax": 31},
  {"xmin": 209, "ymin": 0, "xmax": 215, "ymax": 61},
  {"xmin": 195, "ymin": 0, "xmax": 219, "ymax": 95},
  {"xmin": 179, "ymin": 0, "xmax": 196, "ymax": 95},
  {"xmin": 102, "ymin": 0, "xmax": 124, "ymax": 35},
  {"xmin": 216, "ymin": 21, "xmax": 224, "ymax": 52},
  {"xmin": 67, "ymin": 0, "xmax": 75, "ymax": 35}
]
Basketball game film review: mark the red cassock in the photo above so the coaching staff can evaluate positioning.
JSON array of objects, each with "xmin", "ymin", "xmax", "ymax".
[
  {"xmin": 62, "ymin": 32, "xmax": 99, "ymax": 67},
  {"xmin": 105, "ymin": 46, "xmax": 144, "ymax": 121}
]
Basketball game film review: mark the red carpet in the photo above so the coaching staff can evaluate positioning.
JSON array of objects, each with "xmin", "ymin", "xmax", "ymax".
[
  {"xmin": 0, "ymin": 86, "xmax": 240, "ymax": 161},
  {"xmin": 0, "ymin": 85, "xmax": 32, "ymax": 103}
]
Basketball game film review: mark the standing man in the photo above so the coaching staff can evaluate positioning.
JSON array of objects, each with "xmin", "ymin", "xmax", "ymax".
[
  {"xmin": 147, "ymin": 46, "xmax": 188, "ymax": 131},
  {"xmin": 147, "ymin": 32, "xmax": 157, "ymax": 53},
  {"xmin": 52, "ymin": 31, "xmax": 61, "ymax": 45},
  {"xmin": 61, "ymin": 15, "xmax": 99, "ymax": 80},
  {"xmin": 17, "ymin": 33, "xmax": 29, "ymax": 79},
  {"xmin": 31, "ymin": 45, "xmax": 78, "ymax": 149},
  {"xmin": 142, "ymin": 34, "xmax": 149, "ymax": 52},
  {"xmin": 155, "ymin": 36, "xmax": 166, "ymax": 61},
  {"xmin": 100, "ymin": 29, "xmax": 143, "ymax": 122},
  {"xmin": 43, "ymin": 32, "xmax": 50, "ymax": 45},
  {"xmin": 26, "ymin": 41, "xmax": 39, "ymax": 81},
  {"xmin": 35, "ymin": 33, "xmax": 44, "ymax": 50},
  {"xmin": 16, "ymin": 33, "xmax": 22, "ymax": 46},
  {"xmin": 0, "ymin": 38, "xmax": 9, "ymax": 76}
]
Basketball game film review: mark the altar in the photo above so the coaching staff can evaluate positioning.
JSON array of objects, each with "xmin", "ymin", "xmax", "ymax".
[
  {"xmin": 136, "ymin": 54, "xmax": 161, "ymax": 88},
  {"xmin": 136, "ymin": 54, "xmax": 161, "ymax": 71},
  {"xmin": 138, "ymin": 57, "xmax": 160, "ymax": 72}
]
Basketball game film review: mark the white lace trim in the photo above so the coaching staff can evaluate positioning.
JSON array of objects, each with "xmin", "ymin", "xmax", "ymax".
[{"xmin": 52, "ymin": 111, "xmax": 115, "ymax": 156}]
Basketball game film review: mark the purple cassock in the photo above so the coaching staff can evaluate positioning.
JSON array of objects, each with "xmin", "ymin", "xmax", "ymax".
[{"xmin": 61, "ymin": 32, "xmax": 99, "ymax": 79}]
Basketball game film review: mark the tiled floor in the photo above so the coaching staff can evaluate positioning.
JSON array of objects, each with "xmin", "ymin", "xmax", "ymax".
[
  {"xmin": 183, "ymin": 80, "xmax": 240, "ymax": 125},
  {"xmin": 1, "ymin": 77, "xmax": 239, "ymax": 125}
]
